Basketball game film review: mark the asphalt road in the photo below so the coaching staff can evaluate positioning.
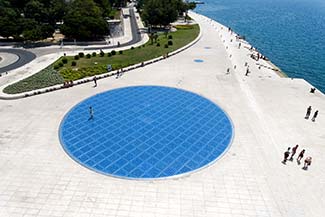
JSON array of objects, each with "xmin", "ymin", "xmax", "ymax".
[{"xmin": 0, "ymin": 49, "xmax": 36, "ymax": 74}]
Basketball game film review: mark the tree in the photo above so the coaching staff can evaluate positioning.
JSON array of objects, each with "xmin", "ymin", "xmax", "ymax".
[
  {"xmin": 0, "ymin": 1, "xmax": 21, "ymax": 38},
  {"xmin": 61, "ymin": 0, "xmax": 109, "ymax": 40},
  {"xmin": 141, "ymin": 0, "xmax": 183, "ymax": 28}
]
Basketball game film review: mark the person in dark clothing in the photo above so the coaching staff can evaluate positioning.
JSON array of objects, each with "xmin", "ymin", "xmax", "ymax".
[
  {"xmin": 305, "ymin": 106, "xmax": 312, "ymax": 119},
  {"xmin": 282, "ymin": 147, "xmax": 291, "ymax": 164},
  {"xmin": 290, "ymin": 144, "xmax": 299, "ymax": 161},
  {"xmin": 311, "ymin": 110, "xmax": 318, "ymax": 122},
  {"xmin": 297, "ymin": 149, "xmax": 305, "ymax": 164}
]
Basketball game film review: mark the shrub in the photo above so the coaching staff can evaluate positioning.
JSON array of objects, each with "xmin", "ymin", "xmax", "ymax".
[
  {"xmin": 119, "ymin": 50, "xmax": 123, "ymax": 55},
  {"xmin": 86, "ymin": 54, "xmax": 91, "ymax": 58},
  {"xmin": 164, "ymin": 44, "xmax": 168, "ymax": 48},
  {"xmin": 168, "ymin": 40, "xmax": 173, "ymax": 46},
  {"xmin": 168, "ymin": 35, "xmax": 173, "ymax": 40},
  {"xmin": 78, "ymin": 52, "xmax": 84, "ymax": 58},
  {"xmin": 107, "ymin": 52, "xmax": 112, "ymax": 57},
  {"xmin": 71, "ymin": 61, "xmax": 77, "ymax": 66},
  {"xmin": 111, "ymin": 50, "xmax": 116, "ymax": 55},
  {"xmin": 142, "ymin": 45, "xmax": 145, "ymax": 47},
  {"xmin": 58, "ymin": 62, "xmax": 64, "ymax": 67},
  {"xmin": 92, "ymin": 52, "xmax": 96, "ymax": 57},
  {"xmin": 156, "ymin": 43, "xmax": 160, "ymax": 47},
  {"xmin": 131, "ymin": 46, "xmax": 134, "ymax": 50},
  {"xmin": 138, "ymin": 46, "xmax": 141, "ymax": 49},
  {"xmin": 54, "ymin": 65, "xmax": 60, "ymax": 70},
  {"xmin": 100, "ymin": 51, "xmax": 105, "ymax": 57},
  {"xmin": 74, "ymin": 55, "xmax": 80, "ymax": 60},
  {"xmin": 62, "ymin": 58, "xmax": 68, "ymax": 64}
]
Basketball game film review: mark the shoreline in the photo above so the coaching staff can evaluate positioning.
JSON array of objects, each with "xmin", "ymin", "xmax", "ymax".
[{"xmin": 192, "ymin": 11, "xmax": 287, "ymax": 78}]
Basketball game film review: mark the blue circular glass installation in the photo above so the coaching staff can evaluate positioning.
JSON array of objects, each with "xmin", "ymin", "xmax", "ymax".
[
  {"xmin": 194, "ymin": 59, "xmax": 204, "ymax": 63},
  {"xmin": 59, "ymin": 86, "xmax": 233, "ymax": 179}
]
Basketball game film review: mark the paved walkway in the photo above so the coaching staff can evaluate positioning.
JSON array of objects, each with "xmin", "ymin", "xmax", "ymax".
[{"xmin": 0, "ymin": 12, "xmax": 324, "ymax": 217}]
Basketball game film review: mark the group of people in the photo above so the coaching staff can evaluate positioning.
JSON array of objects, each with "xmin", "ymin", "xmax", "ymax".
[
  {"xmin": 305, "ymin": 106, "xmax": 318, "ymax": 122},
  {"xmin": 282, "ymin": 145, "xmax": 312, "ymax": 170}
]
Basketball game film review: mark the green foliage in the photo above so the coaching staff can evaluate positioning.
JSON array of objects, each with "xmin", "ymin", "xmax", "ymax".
[
  {"xmin": 107, "ymin": 52, "xmax": 112, "ymax": 57},
  {"xmin": 168, "ymin": 35, "xmax": 173, "ymax": 39},
  {"xmin": 168, "ymin": 40, "xmax": 173, "ymax": 46},
  {"xmin": 60, "ymin": 65, "xmax": 106, "ymax": 80},
  {"xmin": 0, "ymin": 0, "xmax": 66, "ymax": 40},
  {"xmin": 92, "ymin": 52, "xmax": 97, "ymax": 57},
  {"xmin": 142, "ymin": 0, "xmax": 179, "ymax": 27},
  {"xmin": 5, "ymin": 24, "xmax": 200, "ymax": 94},
  {"xmin": 62, "ymin": 58, "xmax": 68, "ymax": 64},
  {"xmin": 100, "ymin": 50, "xmax": 105, "ymax": 57},
  {"xmin": 86, "ymin": 53, "xmax": 91, "ymax": 58},
  {"xmin": 61, "ymin": 0, "xmax": 109, "ymax": 40},
  {"xmin": 111, "ymin": 50, "xmax": 116, "ymax": 55},
  {"xmin": 119, "ymin": 50, "xmax": 123, "ymax": 55},
  {"xmin": 164, "ymin": 44, "xmax": 168, "ymax": 48},
  {"xmin": 156, "ymin": 43, "xmax": 160, "ymax": 47},
  {"xmin": 58, "ymin": 62, "xmax": 64, "ymax": 67},
  {"xmin": 78, "ymin": 52, "xmax": 85, "ymax": 58},
  {"xmin": 71, "ymin": 61, "xmax": 77, "ymax": 66},
  {"xmin": 3, "ymin": 67, "xmax": 64, "ymax": 94},
  {"xmin": 74, "ymin": 55, "xmax": 80, "ymax": 60},
  {"xmin": 131, "ymin": 46, "xmax": 134, "ymax": 50}
]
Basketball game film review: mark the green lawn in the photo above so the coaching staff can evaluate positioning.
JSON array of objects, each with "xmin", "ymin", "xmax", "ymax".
[{"xmin": 4, "ymin": 24, "xmax": 199, "ymax": 94}]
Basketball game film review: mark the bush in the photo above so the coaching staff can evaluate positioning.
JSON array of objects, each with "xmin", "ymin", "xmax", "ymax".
[
  {"xmin": 71, "ymin": 61, "xmax": 77, "ymax": 66},
  {"xmin": 58, "ymin": 62, "xmax": 64, "ymax": 67},
  {"xmin": 62, "ymin": 58, "xmax": 68, "ymax": 64},
  {"xmin": 54, "ymin": 65, "xmax": 60, "ymax": 70},
  {"xmin": 168, "ymin": 35, "xmax": 173, "ymax": 40},
  {"xmin": 111, "ymin": 50, "xmax": 116, "ymax": 55},
  {"xmin": 119, "ymin": 50, "xmax": 123, "ymax": 55},
  {"xmin": 86, "ymin": 54, "xmax": 91, "ymax": 58},
  {"xmin": 131, "ymin": 46, "xmax": 134, "ymax": 50},
  {"xmin": 78, "ymin": 52, "xmax": 84, "ymax": 58},
  {"xmin": 107, "ymin": 52, "xmax": 112, "ymax": 57},
  {"xmin": 100, "ymin": 51, "xmax": 105, "ymax": 57},
  {"xmin": 92, "ymin": 52, "xmax": 96, "ymax": 57},
  {"xmin": 168, "ymin": 40, "xmax": 173, "ymax": 46},
  {"xmin": 156, "ymin": 43, "xmax": 160, "ymax": 47},
  {"xmin": 164, "ymin": 44, "xmax": 168, "ymax": 48},
  {"xmin": 74, "ymin": 55, "xmax": 80, "ymax": 60}
]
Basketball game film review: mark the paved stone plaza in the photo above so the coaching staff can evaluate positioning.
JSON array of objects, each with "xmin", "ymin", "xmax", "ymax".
[{"xmin": 0, "ymin": 12, "xmax": 324, "ymax": 217}]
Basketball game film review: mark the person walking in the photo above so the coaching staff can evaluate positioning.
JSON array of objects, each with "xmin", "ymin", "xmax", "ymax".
[
  {"xmin": 89, "ymin": 106, "xmax": 94, "ymax": 120},
  {"xmin": 290, "ymin": 144, "xmax": 299, "ymax": 161},
  {"xmin": 282, "ymin": 147, "xmax": 291, "ymax": 164},
  {"xmin": 305, "ymin": 106, "xmax": 312, "ymax": 119},
  {"xmin": 93, "ymin": 76, "xmax": 97, "ymax": 87},
  {"xmin": 311, "ymin": 110, "xmax": 318, "ymax": 122},
  {"xmin": 297, "ymin": 149, "xmax": 305, "ymax": 164},
  {"xmin": 303, "ymin": 156, "xmax": 312, "ymax": 170}
]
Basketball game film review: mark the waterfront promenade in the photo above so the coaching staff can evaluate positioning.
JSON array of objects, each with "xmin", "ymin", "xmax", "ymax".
[{"xmin": 0, "ymin": 12, "xmax": 324, "ymax": 217}]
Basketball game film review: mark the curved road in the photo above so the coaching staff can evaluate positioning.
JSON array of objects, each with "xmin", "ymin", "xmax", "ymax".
[{"xmin": 0, "ymin": 49, "xmax": 36, "ymax": 74}]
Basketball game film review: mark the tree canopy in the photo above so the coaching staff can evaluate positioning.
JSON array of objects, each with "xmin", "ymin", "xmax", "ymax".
[
  {"xmin": 61, "ymin": 0, "xmax": 109, "ymax": 40},
  {"xmin": 0, "ymin": 0, "xmax": 125, "ymax": 41},
  {"xmin": 139, "ymin": 0, "xmax": 196, "ymax": 28}
]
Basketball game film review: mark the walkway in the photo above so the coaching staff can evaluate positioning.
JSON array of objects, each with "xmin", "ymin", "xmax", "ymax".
[{"xmin": 0, "ymin": 12, "xmax": 324, "ymax": 217}]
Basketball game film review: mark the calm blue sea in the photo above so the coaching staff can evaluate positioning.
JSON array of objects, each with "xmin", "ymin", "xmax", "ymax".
[{"xmin": 195, "ymin": 0, "xmax": 325, "ymax": 93}]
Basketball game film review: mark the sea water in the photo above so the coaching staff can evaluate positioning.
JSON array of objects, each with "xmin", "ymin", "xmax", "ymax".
[{"xmin": 195, "ymin": 0, "xmax": 325, "ymax": 93}]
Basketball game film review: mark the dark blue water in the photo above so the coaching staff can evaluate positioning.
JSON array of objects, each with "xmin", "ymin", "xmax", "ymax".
[{"xmin": 195, "ymin": 0, "xmax": 325, "ymax": 93}]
